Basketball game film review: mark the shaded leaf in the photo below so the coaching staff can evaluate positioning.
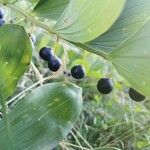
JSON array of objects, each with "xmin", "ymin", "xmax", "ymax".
[
  {"xmin": 33, "ymin": 0, "xmax": 69, "ymax": 20},
  {"xmin": 53, "ymin": 0, "xmax": 126, "ymax": 43},
  {"xmin": 110, "ymin": 18, "xmax": 150, "ymax": 97},
  {"xmin": 78, "ymin": 0, "xmax": 150, "ymax": 97},
  {"xmin": 0, "ymin": 24, "xmax": 32, "ymax": 101},
  {"xmin": 0, "ymin": 82, "xmax": 82, "ymax": 150}
]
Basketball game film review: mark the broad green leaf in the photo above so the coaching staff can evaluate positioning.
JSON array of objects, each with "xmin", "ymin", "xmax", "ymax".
[
  {"xmin": 53, "ymin": 0, "xmax": 126, "ymax": 43},
  {"xmin": 78, "ymin": 0, "xmax": 150, "ymax": 97},
  {"xmin": 0, "ymin": 24, "xmax": 32, "ymax": 101},
  {"xmin": 0, "ymin": 82, "xmax": 82, "ymax": 150},
  {"xmin": 107, "ymin": 0, "xmax": 150, "ymax": 97},
  {"xmin": 84, "ymin": 0, "xmax": 150, "ymax": 54},
  {"xmin": 33, "ymin": 0, "xmax": 69, "ymax": 20},
  {"xmin": 109, "ymin": 19, "xmax": 150, "ymax": 97}
]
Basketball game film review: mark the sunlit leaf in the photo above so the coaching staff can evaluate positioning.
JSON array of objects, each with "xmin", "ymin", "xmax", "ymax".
[
  {"xmin": 53, "ymin": 0, "xmax": 126, "ymax": 43},
  {"xmin": 84, "ymin": 0, "xmax": 150, "ymax": 54},
  {"xmin": 0, "ymin": 24, "xmax": 32, "ymax": 101}
]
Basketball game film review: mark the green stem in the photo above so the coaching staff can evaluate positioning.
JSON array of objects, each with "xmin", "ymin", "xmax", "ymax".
[
  {"xmin": 0, "ymin": 1, "xmax": 109, "ymax": 60},
  {"xmin": 2, "ymin": 2, "xmax": 55, "ymax": 35},
  {"xmin": 72, "ymin": 42, "xmax": 110, "ymax": 60}
]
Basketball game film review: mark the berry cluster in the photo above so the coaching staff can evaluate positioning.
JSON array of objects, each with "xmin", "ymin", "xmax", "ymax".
[
  {"xmin": 39, "ymin": 47, "xmax": 62, "ymax": 72},
  {"xmin": 39, "ymin": 47, "xmax": 85, "ymax": 77},
  {"xmin": 0, "ymin": 8, "xmax": 5, "ymax": 26},
  {"xmin": 39, "ymin": 47, "xmax": 146, "ymax": 102}
]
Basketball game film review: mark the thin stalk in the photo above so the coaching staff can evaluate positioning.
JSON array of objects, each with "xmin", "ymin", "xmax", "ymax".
[
  {"xmin": 8, "ymin": 5, "xmax": 50, "ymax": 31},
  {"xmin": 0, "ymin": 1, "xmax": 108, "ymax": 59}
]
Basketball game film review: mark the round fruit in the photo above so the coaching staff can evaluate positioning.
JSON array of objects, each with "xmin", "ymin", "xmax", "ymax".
[
  {"xmin": 0, "ymin": 8, "xmax": 4, "ymax": 19},
  {"xmin": 0, "ymin": 19, "xmax": 5, "ymax": 26},
  {"xmin": 97, "ymin": 78, "xmax": 113, "ymax": 94},
  {"xmin": 39, "ymin": 47, "xmax": 53, "ymax": 61},
  {"xmin": 71, "ymin": 65, "xmax": 85, "ymax": 79},
  {"xmin": 48, "ymin": 57, "xmax": 62, "ymax": 72},
  {"xmin": 129, "ymin": 88, "xmax": 145, "ymax": 102}
]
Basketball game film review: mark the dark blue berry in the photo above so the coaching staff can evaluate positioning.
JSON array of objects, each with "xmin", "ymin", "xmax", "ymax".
[
  {"xmin": 0, "ymin": 8, "xmax": 4, "ymax": 19},
  {"xmin": 97, "ymin": 78, "xmax": 113, "ymax": 94},
  {"xmin": 48, "ymin": 57, "xmax": 62, "ymax": 72},
  {"xmin": 0, "ymin": 19, "xmax": 5, "ymax": 26},
  {"xmin": 129, "ymin": 88, "xmax": 145, "ymax": 102},
  {"xmin": 71, "ymin": 65, "xmax": 85, "ymax": 79},
  {"xmin": 39, "ymin": 47, "xmax": 53, "ymax": 61}
]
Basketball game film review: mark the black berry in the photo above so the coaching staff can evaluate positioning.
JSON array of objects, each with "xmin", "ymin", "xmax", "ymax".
[
  {"xmin": 129, "ymin": 88, "xmax": 145, "ymax": 102},
  {"xmin": 0, "ymin": 8, "xmax": 4, "ymax": 19},
  {"xmin": 97, "ymin": 78, "xmax": 113, "ymax": 94},
  {"xmin": 48, "ymin": 57, "xmax": 62, "ymax": 72},
  {"xmin": 39, "ymin": 47, "xmax": 53, "ymax": 61},
  {"xmin": 29, "ymin": 33, "xmax": 36, "ymax": 44},
  {"xmin": 71, "ymin": 65, "xmax": 85, "ymax": 79},
  {"xmin": 0, "ymin": 112, "xmax": 3, "ymax": 119},
  {"xmin": 0, "ymin": 19, "xmax": 5, "ymax": 26}
]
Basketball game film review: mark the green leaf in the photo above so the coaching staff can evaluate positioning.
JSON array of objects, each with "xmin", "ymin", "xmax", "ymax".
[
  {"xmin": 110, "ymin": 18, "xmax": 150, "ymax": 97},
  {"xmin": 108, "ymin": 0, "xmax": 150, "ymax": 97},
  {"xmin": 0, "ymin": 24, "xmax": 32, "ymax": 101},
  {"xmin": 53, "ymin": 0, "xmax": 126, "ymax": 43},
  {"xmin": 78, "ymin": 0, "xmax": 150, "ymax": 97},
  {"xmin": 33, "ymin": 0, "xmax": 69, "ymax": 20},
  {"xmin": 0, "ymin": 82, "xmax": 82, "ymax": 150},
  {"xmin": 84, "ymin": 0, "xmax": 150, "ymax": 54}
]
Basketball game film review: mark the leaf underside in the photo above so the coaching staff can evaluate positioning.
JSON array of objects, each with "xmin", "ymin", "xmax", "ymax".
[{"xmin": 84, "ymin": 0, "xmax": 150, "ymax": 97}]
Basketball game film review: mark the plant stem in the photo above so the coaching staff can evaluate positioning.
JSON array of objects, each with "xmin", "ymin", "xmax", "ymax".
[
  {"xmin": 0, "ymin": 1, "xmax": 108, "ymax": 59},
  {"xmin": 1, "ymin": 2, "xmax": 55, "ymax": 36}
]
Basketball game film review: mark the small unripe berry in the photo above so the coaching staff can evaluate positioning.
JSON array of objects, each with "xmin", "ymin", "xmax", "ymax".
[
  {"xmin": 97, "ymin": 78, "xmax": 113, "ymax": 94},
  {"xmin": 71, "ymin": 65, "xmax": 85, "ymax": 79},
  {"xmin": 48, "ymin": 57, "xmax": 62, "ymax": 72},
  {"xmin": 129, "ymin": 88, "xmax": 145, "ymax": 102},
  {"xmin": 39, "ymin": 47, "xmax": 53, "ymax": 61}
]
